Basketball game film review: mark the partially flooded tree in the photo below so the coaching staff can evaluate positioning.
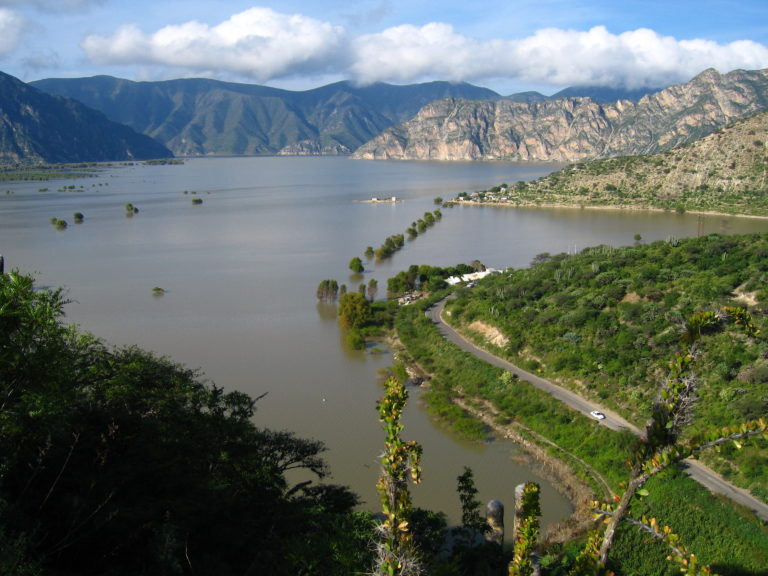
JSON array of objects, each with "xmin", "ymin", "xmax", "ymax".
[
  {"xmin": 368, "ymin": 278, "xmax": 379, "ymax": 302},
  {"xmin": 316, "ymin": 278, "xmax": 339, "ymax": 300},
  {"xmin": 349, "ymin": 256, "xmax": 365, "ymax": 274}
]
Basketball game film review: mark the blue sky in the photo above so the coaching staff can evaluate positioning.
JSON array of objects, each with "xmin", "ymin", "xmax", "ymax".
[{"xmin": 1, "ymin": 0, "xmax": 767, "ymax": 94}]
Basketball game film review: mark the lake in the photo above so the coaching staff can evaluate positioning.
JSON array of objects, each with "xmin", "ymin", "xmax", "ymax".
[{"xmin": 1, "ymin": 156, "xmax": 766, "ymax": 530}]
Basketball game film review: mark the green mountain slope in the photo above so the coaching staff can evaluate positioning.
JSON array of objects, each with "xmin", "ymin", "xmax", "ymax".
[{"xmin": 0, "ymin": 71, "xmax": 172, "ymax": 163}]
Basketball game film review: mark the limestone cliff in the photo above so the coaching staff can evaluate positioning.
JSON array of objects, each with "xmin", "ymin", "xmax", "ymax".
[{"xmin": 353, "ymin": 68, "xmax": 768, "ymax": 161}]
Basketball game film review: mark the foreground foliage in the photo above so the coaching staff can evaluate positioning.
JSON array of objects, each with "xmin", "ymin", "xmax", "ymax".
[
  {"xmin": 0, "ymin": 271, "xmax": 371, "ymax": 575},
  {"xmin": 395, "ymin": 289, "xmax": 768, "ymax": 574}
]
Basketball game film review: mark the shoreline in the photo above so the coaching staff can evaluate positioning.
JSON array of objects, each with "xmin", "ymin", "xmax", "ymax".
[
  {"xmin": 453, "ymin": 199, "xmax": 768, "ymax": 220},
  {"xmin": 452, "ymin": 397, "xmax": 599, "ymax": 546},
  {"xmin": 392, "ymin": 335, "xmax": 597, "ymax": 545}
]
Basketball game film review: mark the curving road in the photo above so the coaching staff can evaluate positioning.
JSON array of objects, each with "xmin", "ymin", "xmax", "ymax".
[{"xmin": 425, "ymin": 297, "xmax": 768, "ymax": 522}]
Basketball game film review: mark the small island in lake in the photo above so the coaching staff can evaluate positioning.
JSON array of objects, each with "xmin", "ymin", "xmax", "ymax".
[{"xmin": 362, "ymin": 195, "xmax": 400, "ymax": 203}]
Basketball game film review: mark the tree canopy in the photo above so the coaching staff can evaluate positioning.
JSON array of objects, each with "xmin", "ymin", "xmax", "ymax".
[{"xmin": 0, "ymin": 271, "xmax": 367, "ymax": 576}]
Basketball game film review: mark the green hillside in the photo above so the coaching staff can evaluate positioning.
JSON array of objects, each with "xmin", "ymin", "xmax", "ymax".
[
  {"xmin": 461, "ymin": 110, "xmax": 768, "ymax": 216},
  {"xmin": 444, "ymin": 233, "xmax": 768, "ymax": 501}
]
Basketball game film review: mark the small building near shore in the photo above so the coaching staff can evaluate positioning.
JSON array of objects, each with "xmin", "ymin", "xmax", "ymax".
[{"xmin": 446, "ymin": 268, "xmax": 499, "ymax": 286}]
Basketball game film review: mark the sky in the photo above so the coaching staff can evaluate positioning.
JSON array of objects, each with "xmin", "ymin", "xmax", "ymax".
[{"xmin": 1, "ymin": 0, "xmax": 767, "ymax": 95}]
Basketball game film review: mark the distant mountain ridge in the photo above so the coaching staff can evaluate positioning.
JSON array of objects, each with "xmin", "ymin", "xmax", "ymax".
[
  {"xmin": 353, "ymin": 68, "xmax": 768, "ymax": 162},
  {"xmin": 31, "ymin": 76, "xmax": 656, "ymax": 158},
  {"xmin": 0, "ymin": 71, "xmax": 172, "ymax": 163},
  {"xmin": 31, "ymin": 76, "xmax": 502, "ymax": 157}
]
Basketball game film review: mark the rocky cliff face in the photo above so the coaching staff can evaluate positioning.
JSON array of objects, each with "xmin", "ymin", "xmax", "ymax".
[{"xmin": 353, "ymin": 68, "xmax": 768, "ymax": 161}]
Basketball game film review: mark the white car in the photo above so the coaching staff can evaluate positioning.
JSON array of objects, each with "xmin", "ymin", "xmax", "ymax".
[{"xmin": 589, "ymin": 410, "xmax": 606, "ymax": 420}]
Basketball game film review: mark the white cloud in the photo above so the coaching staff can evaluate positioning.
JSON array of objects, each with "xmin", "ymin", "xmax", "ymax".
[
  {"xmin": 0, "ymin": 8, "xmax": 24, "ymax": 56},
  {"xmin": 352, "ymin": 24, "xmax": 768, "ymax": 89},
  {"xmin": 80, "ymin": 8, "xmax": 768, "ymax": 89},
  {"xmin": 82, "ymin": 7, "xmax": 347, "ymax": 82}
]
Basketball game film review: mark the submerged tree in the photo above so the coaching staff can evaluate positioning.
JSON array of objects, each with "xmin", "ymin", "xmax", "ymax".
[
  {"xmin": 338, "ymin": 292, "xmax": 371, "ymax": 330},
  {"xmin": 349, "ymin": 256, "xmax": 365, "ymax": 274},
  {"xmin": 368, "ymin": 278, "xmax": 379, "ymax": 302},
  {"xmin": 317, "ymin": 278, "xmax": 340, "ymax": 300}
]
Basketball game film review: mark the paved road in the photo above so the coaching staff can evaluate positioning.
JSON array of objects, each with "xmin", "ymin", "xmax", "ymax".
[{"xmin": 425, "ymin": 297, "xmax": 768, "ymax": 522}]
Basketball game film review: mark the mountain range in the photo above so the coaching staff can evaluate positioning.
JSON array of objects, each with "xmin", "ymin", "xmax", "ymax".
[
  {"xmin": 353, "ymin": 68, "xmax": 768, "ymax": 162},
  {"xmin": 0, "ymin": 71, "xmax": 171, "ymax": 163},
  {"xmin": 2, "ymin": 67, "xmax": 767, "ymax": 164},
  {"xmin": 30, "ymin": 75, "xmax": 663, "ymax": 159},
  {"xmin": 30, "ymin": 76, "xmax": 502, "ymax": 157}
]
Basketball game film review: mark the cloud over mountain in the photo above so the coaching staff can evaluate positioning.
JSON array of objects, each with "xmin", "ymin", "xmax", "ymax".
[
  {"xmin": 82, "ymin": 8, "xmax": 348, "ymax": 82},
  {"xmin": 76, "ymin": 7, "xmax": 768, "ymax": 89},
  {"xmin": 0, "ymin": 8, "xmax": 24, "ymax": 56}
]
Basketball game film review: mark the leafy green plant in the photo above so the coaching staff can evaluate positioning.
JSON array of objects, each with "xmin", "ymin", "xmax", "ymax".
[{"xmin": 374, "ymin": 377, "xmax": 423, "ymax": 576}]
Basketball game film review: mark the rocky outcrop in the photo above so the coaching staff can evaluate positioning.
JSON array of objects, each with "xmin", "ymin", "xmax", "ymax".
[{"xmin": 353, "ymin": 68, "xmax": 768, "ymax": 162}]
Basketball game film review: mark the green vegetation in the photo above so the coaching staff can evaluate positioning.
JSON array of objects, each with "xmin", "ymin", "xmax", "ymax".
[
  {"xmin": 454, "ymin": 112, "xmax": 768, "ymax": 216},
  {"xmin": 388, "ymin": 235, "xmax": 768, "ymax": 574},
  {"xmin": 373, "ymin": 377, "xmax": 423, "ymax": 575},
  {"xmin": 144, "ymin": 158, "xmax": 184, "ymax": 165},
  {"xmin": 191, "ymin": 197, "xmax": 203, "ymax": 205},
  {"xmin": 0, "ymin": 162, "xmax": 99, "ymax": 181},
  {"xmin": 349, "ymin": 256, "xmax": 365, "ymax": 274},
  {"xmin": 367, "ymin": 278, "xmax": 379, "ymax": 301},
  {"xmin": 387, "ymin": 263, "xmax": 474, "ymax": 297},
  {"xmin": 393, "ymin": 287, "xmax": 768, "ymax": 574},
  {"xmin": 375, "ymin": 233, "xmax": 405, "ymax": 259},
  {"xmin": 396, "ymin": 297, "xmax": 636, "ymax": 474},
  {"xmin": 0, "ymin": 272, "xmax": 371, "ymax": 575},
  {"xmin": 368, "ymin": 210, "xmax": 445, "ymax": 261},
  {"xmin": 316, "ymin": 278, "xmax": 340, "ymax": 301},
  {"xmin": 588, "ymin": 306, "xmax": 766, "ymax": 573},
  {"xmin": 3, "ymin": 258, "xmax": 767, "ymax": 575},
  {"xmin": 73, "ymin": 211, "xmax": 84, "ymax": 223},
  {"xmin": 441, "ymin": 233, "xmax": 768, "ymax": 501}
]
